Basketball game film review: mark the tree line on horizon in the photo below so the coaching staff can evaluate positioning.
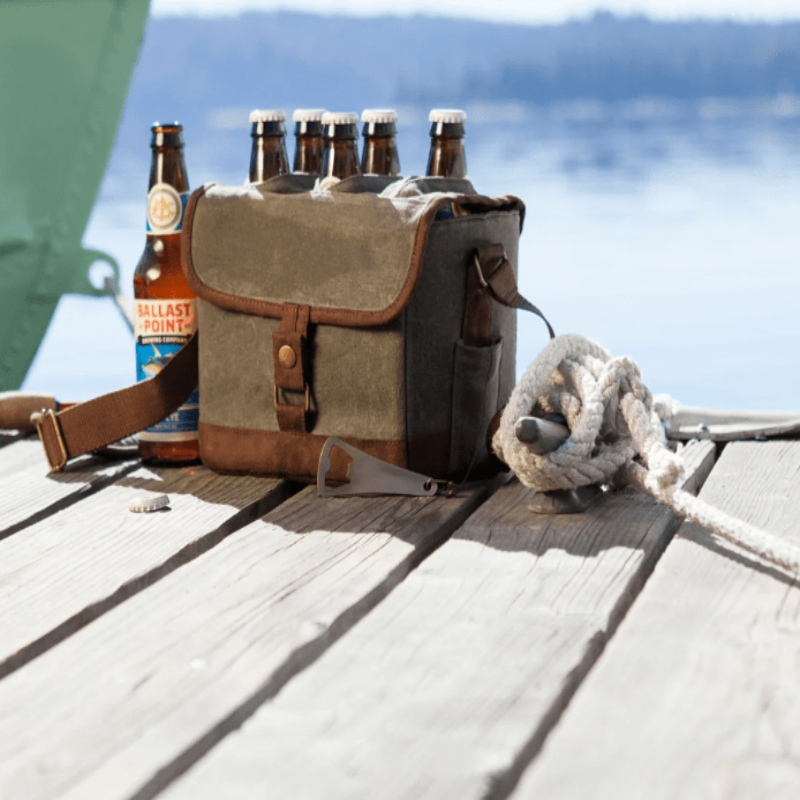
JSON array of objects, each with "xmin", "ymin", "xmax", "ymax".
[{"xmin": 122, "ymin": 11, "xmax": 799, "ymax": 142}]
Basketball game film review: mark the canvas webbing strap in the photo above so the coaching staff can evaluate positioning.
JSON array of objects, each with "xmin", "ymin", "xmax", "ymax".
[
  {"xmin": 35, "ymin": 333, "xmax": 199, "ymax": 472},
  {"xmin": 0, "ymin": 392, "xmax": 61, "ymax": 432},
  {"xmin": 464, "ymin": 244, "xmax": 555, "ymax": 345}
]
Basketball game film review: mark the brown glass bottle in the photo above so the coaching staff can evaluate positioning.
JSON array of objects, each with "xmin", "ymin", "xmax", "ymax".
[
  {"xmin": 292, "ymin": 109, "xmax": 325, "ymax": 175},
  {"xmin": 320, "ymin": 111, "xmax": 361, "ymax": 188},
  {"xmin": 426, "ymin": 109, "xmax": 468, "ymax": 178},
  {"xmin": 249, "ymin": 109, "xmax": 289, "ymax": 183},
  {"xmin": 360, "ymin": 109, "xmax": 401, "ymax": 177},
  {"xmin": 133, "ymin": 122, "xmax": 199, "ymax": 464}
]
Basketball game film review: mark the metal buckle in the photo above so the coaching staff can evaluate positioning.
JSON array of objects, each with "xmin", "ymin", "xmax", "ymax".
[
  {"xmin": 273, "ymin": 384, "xmax": 311, "ymax": 412},
  {"xmin": 36, "ymin": 409, "xmax": 68, "ymax": 472},
  {"xmin": 317, "ymin": 437, "xmax": 439, "ymax": 498}
]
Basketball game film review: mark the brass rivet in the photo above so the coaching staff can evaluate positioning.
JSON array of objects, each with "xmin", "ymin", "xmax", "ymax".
[{"xmin": 278, "ymin": 345, "xmax": 297, "ymax": 368}]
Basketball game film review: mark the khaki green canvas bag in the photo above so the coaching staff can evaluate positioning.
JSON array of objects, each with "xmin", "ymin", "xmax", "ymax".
[{"xmin": 32, "ymin": 175, "xmax": 553, "ymax": 488}]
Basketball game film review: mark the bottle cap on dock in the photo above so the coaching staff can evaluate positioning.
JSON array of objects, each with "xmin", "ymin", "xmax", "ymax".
[
  {"xmin": 429, "ymin": 109, "xmax": 467, "ymax": 124},
  {"xmin": 129, "ymin": 494, "xmax": 170, "ymax": 513}
]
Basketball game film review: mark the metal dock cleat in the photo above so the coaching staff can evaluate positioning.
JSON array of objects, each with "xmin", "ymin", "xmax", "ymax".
[{"xmin": 514, "ymin": 414, "xmax": 602, "ymax": 514}]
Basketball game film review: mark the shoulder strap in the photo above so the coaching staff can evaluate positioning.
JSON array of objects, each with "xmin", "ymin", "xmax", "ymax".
[
  {"xmin": 35, "ymin": 332, "xmax": 198, "ymax": 472},
  {"xmin": 463, "ymin": 244, "xmax": 555, "ymax": 346},
  {"xmin": 30, "ymin": 247, "xmax": 545, "ymax": 473}
]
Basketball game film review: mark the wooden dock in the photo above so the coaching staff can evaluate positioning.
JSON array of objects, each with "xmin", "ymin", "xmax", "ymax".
[{"xmin": 1, "ymin": 430, "xmax": 799, "ymax": 799}]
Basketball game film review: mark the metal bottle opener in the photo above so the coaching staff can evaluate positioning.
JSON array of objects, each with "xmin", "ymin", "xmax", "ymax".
[{"xmin": 317, "ymin": 437, "xmax": 439, "ymax": 498}]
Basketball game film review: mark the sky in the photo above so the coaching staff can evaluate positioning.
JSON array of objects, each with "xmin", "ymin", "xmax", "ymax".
[{"xmin": 150, "ymin": 0, "xmax": 800, "ymax": 24}]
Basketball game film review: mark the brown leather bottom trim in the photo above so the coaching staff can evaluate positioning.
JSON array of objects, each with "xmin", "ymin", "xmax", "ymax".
[{"xmin": 199, "ymin": 422, "xmax": 410, "ymax": 483}]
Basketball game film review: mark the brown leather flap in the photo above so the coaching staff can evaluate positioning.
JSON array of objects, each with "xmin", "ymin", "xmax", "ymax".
[{"xmin": 181, "ymin": 182, "xmax": 525, "ymax": 328}]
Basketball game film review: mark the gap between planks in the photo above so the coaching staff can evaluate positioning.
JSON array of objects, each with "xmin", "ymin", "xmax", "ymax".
[
  {"xmin": 0, "ymin": 474, "xmax": 500, "ymax": 800},
  {"xmin": 510, "ymin": 439, "xmax": 800, "ymax": 800},
  {"xmin": 0, "ymin": 429, "xmax": 29, "ymax": 449},
  {"xmin": 157, "ymin": 439, "xmax": 717, "ymax": 800},
  {"xmin": 0, "ymin": 438, "xmax": 140, "ymax": 541},
  {"xmin": 0, "ymin": 462, "xmax": 296, "ymax": 680}
]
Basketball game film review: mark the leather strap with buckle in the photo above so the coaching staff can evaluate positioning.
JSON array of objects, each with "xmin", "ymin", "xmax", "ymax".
[
  {"xmin": 273, "ymin": 303, "xmax": 312, "ymax": 434},
  {"xmin": 464, "ymin": 244, "xmax": 555, "ymax": 346},
  {"xmin": 36, "ymin": 409, "xmax": 70, "ymax": 472},
  {"xmin": 28, "ymin": 333, "xmax": 199, "ymax": 472}
]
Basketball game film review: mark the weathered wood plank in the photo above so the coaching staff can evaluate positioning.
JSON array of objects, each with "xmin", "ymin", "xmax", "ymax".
[
  {"xmin": 160, "ymin": 441, "xmax": 716, "ymax": 800},
  {"xmin": 0, "ymin": 464, "xmax": 290, "ymax": 678},
  {"xmin": 0, "ymin": 438, "xmax": 136, "ymax": 537},
  {"xmin": 0, "ymin": 480, "xmax": 497, "ymax": 800},
  {"xmin": 511, "ymin": 440, "xmax": 800, "ymax": 800},
  {"xmin": 675, "ymin": 437, "xmax": 718, "ymax": 496}
]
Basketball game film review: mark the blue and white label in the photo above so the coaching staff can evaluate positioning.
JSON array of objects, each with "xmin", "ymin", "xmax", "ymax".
[
  {"xmin": 146, "ymin": 184, "xmax": 189, "ymax": 234},
  {"xmin": 435, "ymin": 201, "xmax": 456, "ymax": 221},
  {"xmin": 135, "ymin": 298, "xmax": 198, "ymax": 441}
]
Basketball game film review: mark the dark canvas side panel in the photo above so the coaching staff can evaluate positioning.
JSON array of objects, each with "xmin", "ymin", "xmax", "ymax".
[{"xmin": 404, "ymin": 209, "xmax": 521, "ymax": 476}]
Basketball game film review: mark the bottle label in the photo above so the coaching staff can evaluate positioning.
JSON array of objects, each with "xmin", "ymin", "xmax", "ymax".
[
  {"xmin": 135, "ymin": 298, "xmax": 199, "ymax": 441},
  {"xmin": 435, "ymin": 203, "xmax": 455, "ymax": 221},
  {"xmin": 146, "ymin": 184, "xmax": 190, "ymax": 235}
]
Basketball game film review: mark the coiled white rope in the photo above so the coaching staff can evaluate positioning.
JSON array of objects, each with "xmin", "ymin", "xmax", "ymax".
[{"xmin": 492, "ymin": 333, "xmax": 800, "ymax": 575}]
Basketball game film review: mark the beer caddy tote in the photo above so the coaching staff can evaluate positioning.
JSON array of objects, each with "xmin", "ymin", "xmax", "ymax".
[{"xmin": 30, "ymin": 174, "xmax": 555, "ymax": 488}]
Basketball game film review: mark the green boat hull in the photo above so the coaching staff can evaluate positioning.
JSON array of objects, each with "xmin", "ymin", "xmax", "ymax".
[{"xmin": 0, "ymin": 0, "xmax": 150, "ymax": 390}]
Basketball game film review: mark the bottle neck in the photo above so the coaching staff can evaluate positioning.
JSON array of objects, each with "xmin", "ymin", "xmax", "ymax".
[
  {"xmin": 148, "ymin": 146, "xmax": 189, "ymax": 193},
  {"xmin": 426, "ymin": 135, "xmax": 467, "ymax": 179},
  {"xmin": 293, "ymin": 122, "xmax": 324, "ymax": 174},
  {"xmin": 322, "ymin": 124, "xmax": 361, "ymax": 180},
  {"xmin": 361, "ymin": 135, "xmax": 401, "ymax": 177},
  {"xmin": 147, "ymin": 144, "xmax": 190, "ymax": 238},
  {"xmin": 250, "ymin": 134, "xmax": 289, "ymax": 183},
  {"xmin": 294, "ymin": 119, "xmax": 323, "ymax": 137}
]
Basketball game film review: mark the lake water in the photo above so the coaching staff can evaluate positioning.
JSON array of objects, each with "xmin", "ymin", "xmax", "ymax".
[{"xmin": 23, "ymin": 97, "xmax": 800, "ymax": 411}]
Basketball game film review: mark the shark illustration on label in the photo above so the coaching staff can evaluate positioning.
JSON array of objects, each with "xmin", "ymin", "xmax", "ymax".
[{"xmin": 135, "ymin": 298, "xmax": 198, "ymax": 441}]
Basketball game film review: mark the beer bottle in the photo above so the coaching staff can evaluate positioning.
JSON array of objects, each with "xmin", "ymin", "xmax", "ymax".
[
  {"xmin": 360, "ymin": 109, "xmax": 401, "ymax": 177},
  {"xmin": 249, "ymin": 109, "xmax": 289, "ymax": 183},
  {"xmin": 133, "ymin": 122, "xmax": 198, "ymax": 464},
  {"xmin": 292, "ymin": 109, "xmax": 325, "ymax": 175},
  {"xmin": 320, "ymin": 111, "xmax": 361, "ymax": 189},
  {"xmin": 426, "ymin": 109, "xmax": 468, "ymax": 178}
]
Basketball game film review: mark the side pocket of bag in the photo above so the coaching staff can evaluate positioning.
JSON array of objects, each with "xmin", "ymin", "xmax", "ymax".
[{"xmin": 448, "ymin": 337, "xmax": 502, "ymax": 477}]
